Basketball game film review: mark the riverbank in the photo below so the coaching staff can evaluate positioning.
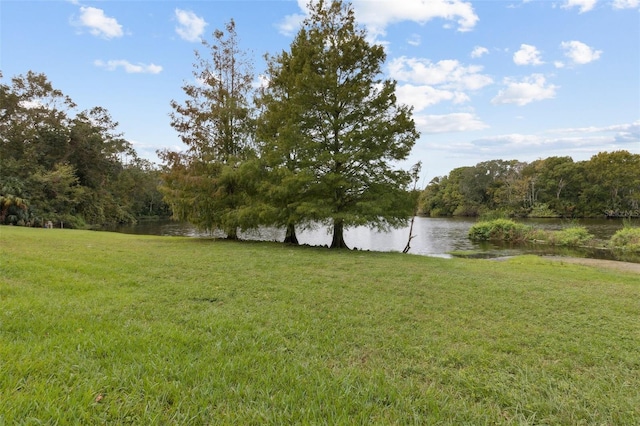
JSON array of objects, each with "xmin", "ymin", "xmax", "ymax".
[{"xmin": 2, "ymin": 227, "xmax": 639, "ymax": 424}]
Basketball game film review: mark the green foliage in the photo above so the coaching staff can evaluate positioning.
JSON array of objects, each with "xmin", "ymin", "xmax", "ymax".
[
  {"xmin": 162, "ymin": 20, "xmax": 257, "ymax": 239},
  {"xmin": 0, "ymin": 71, "xmax": 168, "ymax": 227},
  {"xmin": 470, "ymin": 220, "xmax": 596, "ymax": 248},
  {"xmin": 547, "ymin": 226, "xmax": 595, "ymax": 247},
  {"xmin": 421, "ymin": 152, "xmax": 640, "ymax": 219},
  {"xmin": 609, "ymin": 227, "xmax": 640, "ymax": 252},
  {"xmin": 468, "ymin": 219, "xmax": 532, "ymax": 242},
  {"xmin": 478, "ymin": 210, "xmax": 510, "ymax": 221},
  {"xmin": 2, "ymin": 227, "xmax": 639, "ymax": 424},
  {"xmin": 255, "ymin": 0, "xmax": 418, "ymax": 248},
  {"xmin": 528, "ymin": 203, "xmax": 560, "ymax": 218},
  {"xmin": 582, "ymin": 151, "xmax": 640, "ymax": 217}
]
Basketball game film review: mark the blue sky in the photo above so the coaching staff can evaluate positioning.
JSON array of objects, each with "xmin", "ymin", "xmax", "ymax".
[{"xmin": 2, "ymin": 0, "xmax": 638, "ymax": 181}]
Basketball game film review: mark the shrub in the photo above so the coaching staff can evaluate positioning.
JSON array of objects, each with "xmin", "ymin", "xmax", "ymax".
[
  {"xmin": 549, "ymin": 226, "xmax": 594, "ymax": 247},
  {"xmin": 468, "ymin": 219, "xmax": 531, "ymax": 242},
  {"xmin": 609, "ymin": 227, "xmax": 640, "ymax": 252},
  {"xmin": 528, "ymin": 203, "xmax": 560, "ymax": 218},
  {"xmin": 479, "ymin": 210, "xmax": 510, "ymax": 221},
  {"xmin": 528, "ymin": 228, "xmax": 551, "ymax": 241}
]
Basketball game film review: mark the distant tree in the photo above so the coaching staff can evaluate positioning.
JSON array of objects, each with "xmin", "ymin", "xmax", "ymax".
[
  {"xmin": 162, "ymin": 20, "xmax": 256, "ymax": 239},
  {"xmin": 115, "ymin": 158, "xmax": 170, "ymax": 218},
  {"xmin": 29, "ymin": 162, "xmax": 85, "ymax": 225},
  {"xmin": 581, "ymin": 151, "xmax": 640, "ymax": 216},
  {"xmin": 530, "ymin": 156, "xmax": 580, "ymax": 216},
  {"xmin": 419, "ymin": 151, "xmax": 640, "ymax": 218},
  {"xmin": 257, "ymin": 0, "xmax": 418, "ymax": 248}
]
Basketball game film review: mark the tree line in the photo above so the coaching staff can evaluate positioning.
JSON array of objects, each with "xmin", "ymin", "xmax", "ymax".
[
  {"xmin": 0, "ymin": 71, "xmax": 169, "ymax": 228},
  {"xmin": 418, "ymin": 151, "xmax": 640, "ymax": 218}
]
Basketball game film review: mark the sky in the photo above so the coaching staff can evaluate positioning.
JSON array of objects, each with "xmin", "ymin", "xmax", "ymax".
[{"xmin": 1, "ymin": 0, "xmax": 639, "ymax": 182}]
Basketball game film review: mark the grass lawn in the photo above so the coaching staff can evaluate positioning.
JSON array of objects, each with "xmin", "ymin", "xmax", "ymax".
[{"xmin": 1, "ymin": 226, "xmax": 639, "ymax": 424}]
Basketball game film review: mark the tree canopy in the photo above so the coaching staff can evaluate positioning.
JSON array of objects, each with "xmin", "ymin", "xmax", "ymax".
[
  {"xmin": 256, "ymin": 0, "xmax": 419, "ymax": 248},
  {"xmin": 0, "ymin": 71, "xmax": 168, "ymax": 228},
  {"xmin": 160, "ymin": 20, "xmax": 257, "ymax": 239},
  {"xmin": 159, "ymin": 2, "xmax": 419, "ymax": 248},
  {"xmin": 419, "ymin": 151, "xmax": 640, "ymax": 218}
]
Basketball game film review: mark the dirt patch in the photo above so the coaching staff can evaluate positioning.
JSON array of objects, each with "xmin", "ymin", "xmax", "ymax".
[{"xmin": 543, "ymin": 256, "xmax": 640, "ymax": 274}]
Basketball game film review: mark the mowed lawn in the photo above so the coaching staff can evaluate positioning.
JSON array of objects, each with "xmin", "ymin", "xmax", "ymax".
[{"xmin": 1, "ymin": 226, "xmax": 639, "ymax": 424}]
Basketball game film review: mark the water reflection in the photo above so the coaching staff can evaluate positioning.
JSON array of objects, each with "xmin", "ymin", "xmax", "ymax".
[{"xmin": 111, "ymin": 217, "xmax": 638, "ymax": 262}]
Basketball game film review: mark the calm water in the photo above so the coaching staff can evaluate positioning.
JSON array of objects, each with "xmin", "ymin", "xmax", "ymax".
[{"xmin": 111, "ymin": 217, "xmax": 638, "ymax": 262}]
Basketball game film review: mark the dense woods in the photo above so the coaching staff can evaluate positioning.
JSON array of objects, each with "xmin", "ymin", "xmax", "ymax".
[
  {"xmin": 418, "ymin": 151, "xmax": 640, "ymax": 218},
  {"xmin": 0, "ymin": 71, "xmax": 169, "ymax": 228}
]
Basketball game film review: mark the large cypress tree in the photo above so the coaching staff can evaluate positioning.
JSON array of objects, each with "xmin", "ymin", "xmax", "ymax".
[
  {"xmin": 162, "ymin": 20, "xmax": 256, "ymax": 239},
  {"xmin": 257, "ymin": 0, "xmax": 419, "ymax": 248},
  {"xmin": 255, "ymin": 47, "xmax": 317, "ymax": 245}
]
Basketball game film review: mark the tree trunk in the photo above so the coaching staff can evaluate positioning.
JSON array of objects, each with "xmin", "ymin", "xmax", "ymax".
[
  {"xmin": 283, "ymin": 222, "xmax": 299, "ymax": 245},
  {"xmin": 330, "ymin": 219, "xmax": 349, "ymax": 249}
]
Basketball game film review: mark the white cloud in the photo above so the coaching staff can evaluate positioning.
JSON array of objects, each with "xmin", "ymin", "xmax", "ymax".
[
  {"xmin": 471, "ymin": 46, "xmax": 489, "ymax": 58},
  {"xmin": 613, "ymin": 0, "xmax": 639, "ymax": 8},
  {"xmin": 472, "ymin": 134, "xmax": 600, "ymax": 158},
  {"xmin": 424, "ymin": 120, "xmax": 640, "ymax": 165},
  {"xmin": 353, "ymin": 0, "xmax": 479, "ymax": 36},
  {"xmin": 492, "ymin": 74, "xmax": 558, "ymax": 106},
  {"xmin": 94, "ymin": 60, "xmax": 163, "ymax": 74},
  {"xmin": 389, "ymin": 57, "xmax": 492, "ymax": 111},
  {"xmin": 175, "ymin": 9, "xmax": 207, "ymax": 42},
  {"xmin": 414, "ymin": 113, "xmax": 489, "ymax": 134},
  {"xmin": 277, "ymin": 0, "xmax": 311, "ymax": 36},
  {"xmin": 279, "ymin": 0, "xmax": 479, "ymax": 38},
  {"xmin": 562, "ymin": 0, "xmax": 598, "ymax": 13},
  {"xmin": 277, "ymin": 13, "xmax": 306, "ymax": 36},
  {"xmin": 397, "ymin": 84, "xmax": 469, "ymax": 112},
  {"xmin": 471, "ymin": 133, "xmax": 541, "ymax": 149},
  {"xmin": 75, "ymin": 6, "xmax": 123, "ymax": 39},
  {"xmin": 388, "ymin": 57, "xmax": 493, "ymax": 91},
  {"xmin": 513, "ymin": 44, "xmax": 544, "ymax": 66},
  {"xmin": 407, "ymin": 34, "xmax": 422, "ymax": 47},
  {"xmin": 560, "ymin": 40, "xmax": 602, "ymax": 65},
  {"xmin": 549, "ymin": 121, "xmax": 640, "ymax": 139}
]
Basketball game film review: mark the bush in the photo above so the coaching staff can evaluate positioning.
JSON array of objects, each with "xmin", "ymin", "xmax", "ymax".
[
  {"xmin": 528, "ymin": 203, "xmax": 560, "ymax": 218},
  {"xmin": 609, "ymin": 227, "xmax": 640, "ymax": 252},
  {"xmin": 549, "ymin": 226, "xmax": 594, "ymax": 247},
  {"xmin": 468, "ymin": 219, "xmax": 531, "ymax": 242}
]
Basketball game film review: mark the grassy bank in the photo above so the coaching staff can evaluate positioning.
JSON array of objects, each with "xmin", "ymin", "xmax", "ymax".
[{"xmin": 1, "ymin": 227, "xmax": 639, "ymax": 424}]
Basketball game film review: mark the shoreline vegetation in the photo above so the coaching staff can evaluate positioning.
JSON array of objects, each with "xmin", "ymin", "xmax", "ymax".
[
  {"xmin": 468, "ymin": 218, "xmax": 640, "ymax": 255},
  {"xmin": 1, "ymin": 226, "xmax": 639, "ymax": 424}
]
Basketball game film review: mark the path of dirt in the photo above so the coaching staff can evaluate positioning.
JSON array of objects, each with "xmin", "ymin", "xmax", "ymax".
[{"xmin": 542, "ymin": 256, "xmax": 640, "ymax": 274}]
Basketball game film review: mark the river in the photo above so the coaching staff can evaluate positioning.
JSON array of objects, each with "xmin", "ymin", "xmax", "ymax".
[{"xmin": 111, "ymin": 217, "xmax": 639, "ymax": 263}]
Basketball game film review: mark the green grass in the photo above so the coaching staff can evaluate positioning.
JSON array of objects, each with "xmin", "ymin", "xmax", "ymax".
[{"xmin": 1, "ymin": 227, "xmax": 639, "ymax": 424}]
